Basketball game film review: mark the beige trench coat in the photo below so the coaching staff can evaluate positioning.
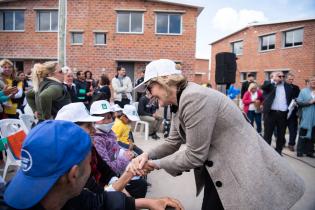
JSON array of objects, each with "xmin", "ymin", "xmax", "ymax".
[{"xmin": 148, "ymin": 82, "xmax": 304, "ymax": 210}]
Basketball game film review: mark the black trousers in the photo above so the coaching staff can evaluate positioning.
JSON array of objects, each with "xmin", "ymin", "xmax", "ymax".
[
  {"xmin": 202, "ymin": 168, "xmax": 224, "ymax": 210},
  {"xmin": 114, "ymin": 99, "xmax": 130, "ymax": 109},
  {"xmin": 263, "ymin": 110, "xmax": 288, "ymax": 154},
  {"xmin": 297, "ymin": 127, "xmax": 315, "ymax": 155},
  {"xmin": 287, "ymin": 114, "xmax": 298, "ymax": 146}
]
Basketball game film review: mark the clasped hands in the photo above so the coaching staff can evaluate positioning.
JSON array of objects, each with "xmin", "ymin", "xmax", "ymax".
[{"xmin": 126, "ymin": 152, "xmax": 158, "ymax": 176}]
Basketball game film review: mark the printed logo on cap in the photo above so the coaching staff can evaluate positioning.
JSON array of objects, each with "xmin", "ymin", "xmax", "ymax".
[
  {"xmin": 102, "ymin": 104, "xmax": 107, "ymax": 110},
  {"xmin": 21, "ymin": 149, "xmax": 32, "ymax": 172}
]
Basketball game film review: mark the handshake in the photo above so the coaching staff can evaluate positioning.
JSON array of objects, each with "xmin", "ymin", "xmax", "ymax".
[{"xmin": 126, "ymin": 152, "xmax": 158, "ymax": 176}]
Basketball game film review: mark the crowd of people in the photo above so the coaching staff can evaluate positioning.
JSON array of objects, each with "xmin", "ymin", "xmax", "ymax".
[
  {"xmin": 0, "ymin": 59, "xmax": 184, "ymax": 210},
  {"xmin": 240, "ymin": 72, "xmax": 315, "ymax": 157},
  {"xmin": 0, "ymin": 57, "xmax": 313, "ymax": 209}
]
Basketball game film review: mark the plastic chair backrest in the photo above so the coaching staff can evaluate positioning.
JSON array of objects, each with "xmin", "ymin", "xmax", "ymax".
[
  {"xmin": 0, "ymin": 119, "xmax": 28, "ymax": 179},
  {"xmin": 19, "ymin": 114, "xmax": 36, "ymax": 130},
  {"xmin": 133, "ymin": 102, "xmax": 139, "ymax": 111},
  {"xmin": 0, "ymin": 119, "xmax": 29, "ymax": 138}
]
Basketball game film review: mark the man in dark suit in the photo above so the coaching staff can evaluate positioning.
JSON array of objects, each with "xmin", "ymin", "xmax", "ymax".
[
  {"xmin": 286, "ymin": 73, "xmax": 300, "ymax": 151},
  {"xmin": 262, "ymin": 71, "xmax": 293, "ymax": 155},
  {"xmin": 241, "ymin": 73, "xmax": 255, "ymax": 98}
]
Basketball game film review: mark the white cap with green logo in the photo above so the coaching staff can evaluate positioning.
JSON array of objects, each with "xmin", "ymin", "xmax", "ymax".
[{"xmin": 90, "ymin": 100, "xmax": 113, "ymax": 115}]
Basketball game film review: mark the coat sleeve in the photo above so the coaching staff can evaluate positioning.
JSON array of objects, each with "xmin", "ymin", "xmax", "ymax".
[
  {"xmin": 126, "ymin": 77, "xmax": 133, "ymax": 93},
  {"xmin": 148, "ymin": 115, "xmax": 183, "ymax": 160},
  {"xmin": 38, "ymin": 85, "xmax": 63, "ymax": 119},
  {"xmin": 242, "ymin": 91, "xmax": 252, "ymax": 105},
  {"xmin": 138, "ymin": 97, "xmax": 152, "ymax": 116},
  {"xmin": 26, "ymin": 89, "xmax": 36, "ymax": 113},
  {"xmin": 157, "ymin": 92, "xmax": 219, "ymax": 176},
  {"xmin": 94, "ymin": 136, "xmax": 129, "ymax": 175},
  {"xmin": 261, "ymin": 81, "xmax": 272, "ymax": 93},
  {"xmin": 112, "ymin": 78, "xmax": 127, "ymax": 93}
]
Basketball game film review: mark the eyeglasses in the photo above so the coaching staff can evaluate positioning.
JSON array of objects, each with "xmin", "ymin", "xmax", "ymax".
[{"xmin": 278, "ymin": 75, "xmax": 285, "ymax": 78}]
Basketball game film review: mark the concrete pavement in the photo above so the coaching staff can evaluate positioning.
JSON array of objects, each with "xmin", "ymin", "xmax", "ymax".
[{"xmin": 134, "ymin": 132, "xmax": 315, "ymax": 210}]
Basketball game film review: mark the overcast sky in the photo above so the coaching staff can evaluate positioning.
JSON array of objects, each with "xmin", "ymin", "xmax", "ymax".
[{"xmin": 167, "ymin": 0, "xmax": 315, "ymax": 59}]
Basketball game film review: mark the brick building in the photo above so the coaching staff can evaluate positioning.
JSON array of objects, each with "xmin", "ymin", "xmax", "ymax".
[
  {"xmin": 210, "ymin": 18, "xmax": 315, "ymax": 89},
  {"xmin": 0, "ymin": 0, "xmax": 203, "ymax": 85},
  {"xmin": 193, "ymin": 58, "xmax": 209, "ymax": 84}
]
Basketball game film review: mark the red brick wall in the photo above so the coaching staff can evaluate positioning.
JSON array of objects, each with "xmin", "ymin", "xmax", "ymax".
[
  {"xmin": 210, "ymin": 20, "xmax": 315, "ymax": 89},
  {"xmin": 0, "ymin": 0, "xmax": 198, "ymax": 82},
  {"xmin": 0, "ymin": 0, "xmax": 58, "ymax": 60},
  {"xmin": 193, "ymin": 58, "xmax": 209, "ymax": 84}
]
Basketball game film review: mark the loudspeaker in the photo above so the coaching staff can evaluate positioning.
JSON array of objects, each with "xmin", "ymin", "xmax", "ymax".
[{"xmin": 215, "ymin": 52, "xmax": 237, "ymax": 84}]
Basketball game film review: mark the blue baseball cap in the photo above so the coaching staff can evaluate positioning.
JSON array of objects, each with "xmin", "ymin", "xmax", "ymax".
[{"xmin": 4, "ymin": 120, "xmax": 92, "ymax": 209}]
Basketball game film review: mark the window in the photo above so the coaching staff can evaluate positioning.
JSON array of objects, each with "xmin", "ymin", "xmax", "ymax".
[
  {"xmin": 283, "ymin": 28, "xmax": 303, "ymax": 47},
  {"xmin": 13, "ymin": 61, "xmax": 24, "ymax": 71},
  {"xmin": 260, "ymin": 34, "xmax": 275, "ymax": 51},
  {"xmin": 240, "ymin": 72, "xmax": 256, "ymax": 82},
  {"xmin": 37, "ymin": 10, "xmax": 58, "ymax": 32},
  {"xmin": 71, "ymin": 32, "xmax": 83, "ymax": 45},
  {"xmin": 231, "ymin": 41, "xmax": 243, "ymax": 55},
  {"xmin": 0, "ymin": 10, "xmax": 24, "ymax": 31},
  {"xmin": 117, "ymin": 12, "xmax": 143, "ymax": 33},
  {"xmin": 156, "ymin": 13, "xmax": 182, "ymax": 34},
  {"xmin": 264, "ymin": 70, "xmax": 289, "ymax": 81},
  {"xmin": 94, "ymin": 33, "xmax": 106, "ymax": 45}
]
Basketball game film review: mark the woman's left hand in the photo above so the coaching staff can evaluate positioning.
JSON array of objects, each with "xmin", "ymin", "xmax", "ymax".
[{"xmin": 126, "ymin": 152, "xmax": 149, "ymax": 176}]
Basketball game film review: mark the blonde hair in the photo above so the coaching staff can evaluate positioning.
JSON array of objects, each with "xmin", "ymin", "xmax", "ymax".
[
  {"xmin": 0, "ymin": 59, "xmax": 13, "ymax": 67},
  {"xmin": 31, "ymin": 61, "xmax": 58, "ymax": 92},
  {"xmin": 147, "ymin": 74, "xmax": 187, "ymax": 98},
  {"xmin": 0, "ymin": 59, "xmax": 17, "ymax": 81},
  {"xmin": 248, "ymin": 82, "xmax": 258, "ymax": 92}
]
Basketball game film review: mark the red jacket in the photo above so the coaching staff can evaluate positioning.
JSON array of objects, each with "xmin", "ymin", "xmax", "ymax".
[{"xmin": 242, "ymin": 90, "xmax": 264, "ymax": 113}]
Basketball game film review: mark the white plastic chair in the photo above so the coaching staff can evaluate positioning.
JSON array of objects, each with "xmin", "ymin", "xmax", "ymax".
[
  {"xmin": 0, "ymin": 119, "xmax": 29, "ymax": 179},
  {"xmin": 133, "ymin": 102, "xmax": 149, "ymax": 141},
  {"xmin": 19, "ymin": 114, "xmax": 36, "ymax": 131}
]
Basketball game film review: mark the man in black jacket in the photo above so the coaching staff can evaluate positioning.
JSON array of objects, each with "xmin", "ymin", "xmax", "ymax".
[
  {"xmin": 262, "ymin": 71, "xmax": 293, "ymax": 155},
  {"xmin": 138, "ymin": 91, "xmax": 163, "ymax": 140},
  {"xmin": 241, "ymin": 73, "xmax": 255, "ymax": 98},
  {"xmin": 285, "ymin": 73, "xmax": 300, "ymax": 151},
  {"xmin": 135, "ymin": 70, "xmax": 145, "ymax": 102}
]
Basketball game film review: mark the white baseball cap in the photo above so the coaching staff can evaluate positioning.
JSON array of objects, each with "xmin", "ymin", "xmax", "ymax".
[
  {"xmin": 123, "ymin": 105, "xmax": 140, "ymax": 121},
  {"xmin": 112, "ymin": 104, "xmax": 123, "ymax": 112},
  {"xmin": 55, "ymin": 102, "xmax": 103, "ymax": 122},
  {"xmin": 90, "ymin": 100, "xmax": 113, "ymax": 115},
  {"xmin": 134, "ymin": 59, "xmax": 182, "ymax": 92}
]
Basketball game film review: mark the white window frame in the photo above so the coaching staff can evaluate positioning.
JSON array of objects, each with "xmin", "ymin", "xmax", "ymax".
[
  {"xmin": 231, "ymin": 40, "xmax": 243, "ymax": 55},
  {"xmin": 282, "ymin": 28, "xmax": 303, "ymax": 48},
  {"xmin": 116, "ymin": 11, "xmax": 144, "ymax": 34},
  {"xmin": 71, "ymin": 32, "xmax": 83, "ymax": 45},
  {"xmin": 259, "ymin": 33, "xmax": 275, "ymax": 52},
  {"xmin": 155, "ymin": 13, "xmax": 182, "ymax": 35},
  {"xmin": 94, "ymin": 32, "xmax": 107, "ymax": 45},
  {"xmin": 36, "ymin": 10, "xmax": 58, "ymax": 32},
  {"xmin": 0, "ymin": 10, "xmax": 25, "ymax": 31}
]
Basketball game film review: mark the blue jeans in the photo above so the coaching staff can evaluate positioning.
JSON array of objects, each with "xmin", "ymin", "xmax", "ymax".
[
  {"xmin": 247, "ymin": 111, "xmax": 262, "ymax": 134},
  {"xmin": 118, "ymin": 141, "xmax": 143, "ymax": 156}
]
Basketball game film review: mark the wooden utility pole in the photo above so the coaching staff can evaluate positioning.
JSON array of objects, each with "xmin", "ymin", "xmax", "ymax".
[{"xmin": 58, "ymin": 0, "xmax": 67, "ymax": 67}]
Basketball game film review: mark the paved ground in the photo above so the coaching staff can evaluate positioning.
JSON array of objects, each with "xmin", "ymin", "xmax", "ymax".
[{"xmin": 134, "ymin": 132, "xmax": 315, "ymax": 210}]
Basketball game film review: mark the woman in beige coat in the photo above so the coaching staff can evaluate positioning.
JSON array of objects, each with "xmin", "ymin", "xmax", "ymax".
[{"xmin": 129, "ymin": 59, "xmax": 304, "ymax": 210}]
